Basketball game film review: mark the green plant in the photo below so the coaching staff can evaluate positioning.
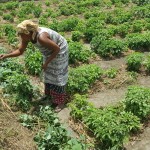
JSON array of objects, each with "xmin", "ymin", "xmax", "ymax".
[
  {"xmin": 132, "ymin": 0, "xmax": 150, "ymax": 5},
  {"xmin": 25, "ymin": 44, "xmax": 43, "ymax": 76},
  {"xmin": 71, "ymin": 31, "xmax": 82, "ymax": 42},
  {"xmin": 105, "ymin": 68, "xmax": 118, "ymax": 78},
  {"xmin": 3, "ymin": 14, "xmax": 14, "ymax": 22},
  {"xmin": 143, "ymin": 54, "xmax": 150, "ymax": 73},
  {"xmin": 96, "ymin": 38, "xmax": 126, "ymax": 57},
  {"xmin": 68, "ymin": 41, "xmax": 92, "ymax": 64},
  {"xmin": 6, "ymin": 73, "xmax": 33, "ymax": 98},
  {"xmin": 19, "ymin": 114, "xmax": 37, "ymax": 129},
  {"xmin": 123, "ymin": 86, "xmax": 150, "ymax": 120},
  {"xmin": 67, "ymin": 64, "xmax": 103, "ymax": 93},
  {"xmin": 69, "ymin": 94, "xmax": 141, "ymax": 150},
  {"xmin": 57, "ymin": 17, "xmax": 80, "ymax": 32},
  {"xmin": 125, "ymin": 32, "xmax": 150, "ymax": 50},
  {"xmin": 32, "ymin": 5, "xmax": 42, "ymax": 18},
  {"xmin": 126, "ymin": 52, "xmax": 144, "ymax": 72}
]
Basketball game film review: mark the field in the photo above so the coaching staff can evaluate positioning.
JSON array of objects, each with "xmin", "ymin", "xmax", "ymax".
[{"xmin": 0, "ymin": 0, "xmax": 150, "ymax": 150}]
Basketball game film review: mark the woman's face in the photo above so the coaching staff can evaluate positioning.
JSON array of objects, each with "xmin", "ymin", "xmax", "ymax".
[{"xmin": 19, "ymin": 33, "xmax": 32, "ymax": 43}]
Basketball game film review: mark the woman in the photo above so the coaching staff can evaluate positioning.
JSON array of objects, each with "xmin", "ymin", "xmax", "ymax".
[{"xmin": 0, "ymin": 20, "xmax": 69, "ymax": 112}]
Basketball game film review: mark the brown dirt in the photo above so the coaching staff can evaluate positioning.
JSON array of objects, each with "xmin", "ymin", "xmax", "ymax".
[{"xmin": 0, "ymin": 103, "xmax": 37, "ymax": 150}]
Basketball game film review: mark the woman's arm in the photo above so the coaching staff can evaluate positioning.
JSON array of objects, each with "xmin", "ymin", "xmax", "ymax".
[
  {"xmin": 0, "ymin": 40, "xmax": 28, "ymax": 60},
  {"xmin": 38, "ymin": 32, "xmax": 60, "ymax": 70}
]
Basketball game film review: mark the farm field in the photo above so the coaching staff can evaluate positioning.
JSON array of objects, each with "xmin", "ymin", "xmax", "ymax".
[{"xmin": 0, "ymin": 0, "xmax": 150, "ymax": 150}]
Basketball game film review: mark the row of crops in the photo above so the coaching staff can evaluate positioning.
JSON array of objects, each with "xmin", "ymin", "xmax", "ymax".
[
  {"xmin": 0, "ymin": 0, "xmax": 150, "ymax": 149},
  {"xmin": 1, "ymin": 45, "xmax": 150, "ymax": 149}
]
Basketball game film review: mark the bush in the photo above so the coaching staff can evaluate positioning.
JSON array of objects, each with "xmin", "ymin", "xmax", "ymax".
[
  {"xmin": 68, "ymin": 41, "xmax": 92, "ymax": 64},
  {"xmin": 131, "ymin": 0, "xmax": 150, "ymax": 5},
  {"xmin": 96, "ymin": 38, "xmax": 126, "ymax": 57},
  {"xmin": 25, "ymin": 44, "xmax": 43, "ymax": 76},
  {"xmin": 143, "ymin": 54, "xmax": 150, "ymax": 73},
  {"xmin": 126, "ymin": 32, "xmax": 150, "ymax": 50},
  {"xmin": 126, "ymin": 52, "xmax": 144, "ymax": 72},
  {"xmin": 67, "ymin": 64, "xmax": 103, "ymax": 93},
  {"xmin": 70, "ymin": 94, "xmax": 141, "ymax": 150},
  {"xmin": 123, "ymin": 86, "xmax": 150, "ymax": 120},
  {"xmin": 71, "ymin": 31, "xmax": 82, "ymax": 42}
]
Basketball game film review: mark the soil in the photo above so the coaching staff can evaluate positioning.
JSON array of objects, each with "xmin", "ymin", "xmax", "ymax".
[{"xmin": 0, "ymin": 103, "xmax": 37, "ymax": 150}]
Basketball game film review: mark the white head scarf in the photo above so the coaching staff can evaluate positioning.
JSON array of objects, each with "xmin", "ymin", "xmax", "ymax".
[{"xmin": 17, "ymin": 20, "xmax": 38, "ymax": 40}]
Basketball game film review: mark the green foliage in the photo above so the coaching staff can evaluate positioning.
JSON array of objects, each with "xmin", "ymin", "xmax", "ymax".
[
  {"xmin": 96, "ymin": 38, "xmax": 126, "ymax": 57},
  {"xmin": 4, "ymin": 1, "xmax": 19, "ymax": 10},
  {"xmin": 143, "ymin": 54, "xmax": 150, "ymax": 73},
  {"xmin": 69, "ymin": 94, "xmax": 141, "ymax": 150},
  {"xmin": 59, "ymin": 3, "xmax": 78, "ymax": 16},
  {"xmin": 68, "ymin": 41, "xmax": 92, "ymax": 64},
  {"xmin": 0, "ymin": 57, "xmax": 24, "ymax": 82},
  {"xmin": 105, "ymin": 68, "xmax": 118, "ymax": 78},
  {"xmin": 126, "ymin": 52, "xmax": 144, "ymax": 72},
  {"xmin": 123, "ymin": 86, "xmax": 150, "ymax": 120},
  {"xmin": 34, "ymin": 105, "xmax": 88, "ymax": 150},
  {"xmin": 67, "ymin": 64, "xmax": 103, "ymax": 93},
  {"xmin": 25, "ymin": 44, "xmax": 43, "ymax": 76},
  {"xmin": 106, "ymin": 8, "xmax": 133, "ymax": 25},
  {"xmin": 19, "ymin": 114, "xmax": 37, "ymax": 129},
  {"xmin": 34, "ymin": 125, "xmax": 70, "ymax": 150},
  {"xmin": 6, "ymin": 73, "xmax": 33, "ymax": 97},
  {"xmin": 57, "ymin": 17, "xmax": 80, "ymax": 32},
  {"xmin": 71, "ymin": 31, "xmax": 82, "ymax": 42},
  {"xmin": 90, "ymin": 30, "xmax": 112, "ymax": 52},
  {"xmin": 32, "ymin": 5, "xmax": 42, "ymax": 18},
  {"xmin": 132, "ymin": 0, "xmax": 150, "ymax": 5},
  {"xmin": 126, "ymin": 32, "xmax": 150, "ymax": 50},
  {"xmin": 132, "ymin": 5, "xmax": 150, "ymax": 19},
  {"xmin": 115, "ymin": 23, "xmax": 130, "ymax": 37},
  {"xmin": 38, "ymin": 106, "xmax": 60, "ymax": 125},
  {"xmin": 84, "ymin": 18, "xmax": 105, "ymax": 42},
  {"xmin": 3, "ymin": 14, "xmax": 14, "ymax": 22}
]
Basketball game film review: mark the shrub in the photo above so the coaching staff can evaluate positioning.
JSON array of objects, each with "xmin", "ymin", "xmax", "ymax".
[
  {"xmin": 123, "ymin": 86, "xmax": 150, "ymax": 120},
  {"xmin": 96, "ymin": 38, "xmax": 126, "ymax": 57},
  {"xmin": 126, "ymin": 52, "xmax": 144, "ymax": 72},
  {"xmin": 6, "ymin": 73, "xmax": 33, "ymax": 98},
  {"xmin": 70, "ymin": 94, "xmax": 141, "ymax": 150},
  {"xmin": 25, "ymin": 44, "xmax": 43, "ymax": 76},
  {"xmin": 104, "ymin": 68, "xmax": 118, "ymax": 78},
  {"xmin": 67, "ymin": 64, "xmax": 103, "ymax": 93},
  {"xmin": 71, "ymin": 31, "xmax": 82, "ymax": 42},
  {"xmin": 131, "ymin": 0, "xmax": 150, "ymax": 5},
  {"xmin": 126, "ymin": 32, "xmax": 150, "ymax": 50},
  {"xmin": 57, "ymin": 17, "xmax": 80, "ymax": 32},
  {"xmin": 68, "ymin": 41, "xmax": 92, "ymax": 64},
  {"xmin": 143, "ymin": 54, "xmax": 150, "ymax": 73}
]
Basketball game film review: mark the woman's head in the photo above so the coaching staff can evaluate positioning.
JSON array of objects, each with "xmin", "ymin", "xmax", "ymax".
[{"xmin": 17, "ymin": 20, "xmax": 38, "ymax": 41}]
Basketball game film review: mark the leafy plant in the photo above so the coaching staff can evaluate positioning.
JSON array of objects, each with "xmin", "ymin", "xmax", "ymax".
[
  {"xmin": 68, "ymin": 41, "xmax": 92, "ymax": 64},
  {"xmin": 25, "ymin": 44, "xmax": 43, "ymax": 76},
  {"xmin": 96, "ymin": 38, "xmax": 126, "ymax": 57},
  {"xmin": 126, "ymin": 52, "xmax": 144, "ymax": 72},
  {"xmin": 105, "ymin": 68, "xmax": 118, "ymax": 78},
  {"xmin": 143, "ymin": 54, "xmax": 150, "ymax": 73},
  {"xmin": 67, "ymin": 64, "xmax": 103, "ymax": 93},
  {"xmin": 69, "ymin": 94, "xmax": 141, "ymax": 150},
  {"xmin": 6, "ymin": 73, "xmax": 33, "ymax": 98},
  {"xmin": 19, "ymin": 114, "xmax": 37, "ymax": 129},
  {"xmin": 71, "ymin": 31, "xmax": 82, "ymax": 42},
  {"xmin": 123, "ymin": 86, "xmax": 150, "ymax": 120},
  {"xmin": 125, "ymin": 32, "xmax": 150, "ymax": 50}
]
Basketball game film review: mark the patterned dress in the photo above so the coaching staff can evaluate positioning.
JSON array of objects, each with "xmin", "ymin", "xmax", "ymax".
[{"xmin": 33, "ymin": 27, "xmax": 68, "ymax": 104}]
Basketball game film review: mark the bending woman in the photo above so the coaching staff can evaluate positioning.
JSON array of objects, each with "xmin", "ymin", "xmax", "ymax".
[{"xmin": 0, "ymin": 20, "xmax": 69, "ymax": 112}]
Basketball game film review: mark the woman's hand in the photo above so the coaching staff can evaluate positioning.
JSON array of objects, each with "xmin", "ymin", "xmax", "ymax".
[
  {"xmin": 42, "ymin": 63, "xmax": 48, "ymax": 71},
  {"xmin": 0, "ymin": 54, "xmax": 7, "ymax": 60}
]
